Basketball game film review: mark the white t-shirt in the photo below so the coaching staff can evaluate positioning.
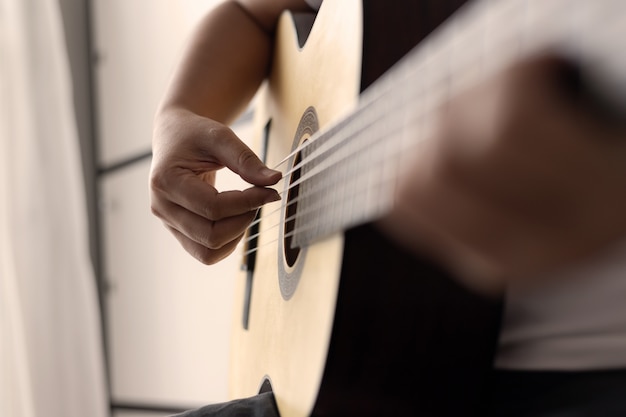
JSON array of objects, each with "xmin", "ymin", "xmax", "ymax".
[{"xmin": 496, "ymin": 241, "xmax": 626, "ymax": 370}]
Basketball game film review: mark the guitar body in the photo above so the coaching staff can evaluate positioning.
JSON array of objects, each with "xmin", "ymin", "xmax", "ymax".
[{"xmin": 230, "ymin": 1, "xmax": 502, "ymax": 415}]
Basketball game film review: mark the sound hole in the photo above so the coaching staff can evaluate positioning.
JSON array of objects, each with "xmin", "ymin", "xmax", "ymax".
[
  {"xmin": 278, "ymin": 106, "xmax": 317, "ymax": 301},
  {"xmin": 284, "ymin": 150, "xmax": 302, "ymax": 268}
]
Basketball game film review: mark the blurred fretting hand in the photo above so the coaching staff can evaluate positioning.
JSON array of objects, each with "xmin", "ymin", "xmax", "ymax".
[{"xmin": 380, "ymin": 54, "xmax": 626, "ymax": 294}]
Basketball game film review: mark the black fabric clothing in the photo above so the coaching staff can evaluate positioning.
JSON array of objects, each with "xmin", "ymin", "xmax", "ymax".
[{"xmin": 172, "ymin": 370, "xmax": 626, "ymax": 417}]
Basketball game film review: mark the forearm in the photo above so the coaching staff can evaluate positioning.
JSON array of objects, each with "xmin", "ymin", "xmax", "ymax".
[{"xmin": 156, "ymin": 1, "xmax": 274, "ymax": 125}]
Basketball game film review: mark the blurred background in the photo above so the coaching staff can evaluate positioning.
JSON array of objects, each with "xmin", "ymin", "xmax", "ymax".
[{"xmin": 1, "ymin": 0, "xmax": 250, "ymax": 416}]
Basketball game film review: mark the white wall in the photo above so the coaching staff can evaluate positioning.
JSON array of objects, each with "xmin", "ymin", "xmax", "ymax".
[
  {"xmin": 93, "ymin": 0, "xmax": 210, "ymax": 166},
  {"xmin": 92, "ymin": 0, "xmax": 250, "ymax": 410}
]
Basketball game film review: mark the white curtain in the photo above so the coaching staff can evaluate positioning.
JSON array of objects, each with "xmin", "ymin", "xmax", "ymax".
[{"xmin": 0, "ymin": 0, "xmax": 108, "ymax": 416}]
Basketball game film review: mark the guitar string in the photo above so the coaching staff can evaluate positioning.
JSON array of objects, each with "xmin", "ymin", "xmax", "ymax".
[
  {"xmin": 238, "ymin": 0, "xmax": 626, "ymax": 257},
  {"xmin": 241, "ymin": 94, "xmax": 403, "ymax": 234},
  {"xmin": 241, "ymin": 160, "xmax": 407, "ymax": 258},
  {"xmin": 241, "ymin": 61, "xmax": 421, "ymax": 234},
  {"xmin": 241, "ymin": 165, "xmax": 404, "ymax": 258},
  {"xmin": 244, "ymin": 81, "xmax": 422, "ymax": 240},
  {"xmin": 240, "ymin": 116, "xmax": 434, "ymax": 257},
  {"xmin": 243, "ymin": 125, "xmax": 416, "ymax": 250},
  {"xmin": 254, "ymin": 28, "xmax": 449, "ymax": 218},
  {"xmin": 267, "ymin": 66, "xmax": 419, "ymax": 189},
  {"xmin": 269, "ymin": 93, "xmax": 388, "ymax": 176},
  {"xmin": 242, "ymin": 144, "xmax": 409, "ymax": 256}
]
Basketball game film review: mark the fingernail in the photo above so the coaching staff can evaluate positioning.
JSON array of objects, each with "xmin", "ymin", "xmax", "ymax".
[
  {"xmin": 261, "ymin": 167, "xmax": 281, "ymax": 178},
  {"xmin": 264, "ymin": 192, "xmax": 281, "ymax": 204}
]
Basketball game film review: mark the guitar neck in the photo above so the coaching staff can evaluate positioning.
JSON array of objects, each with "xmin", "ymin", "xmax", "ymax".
[{"xmin": 289, "ymin": 0, "xmax": 626, "ymax": 248}]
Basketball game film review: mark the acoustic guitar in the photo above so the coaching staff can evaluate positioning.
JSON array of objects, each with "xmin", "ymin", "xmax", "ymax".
[{"xmin": 230, "ymin": 0, "xmax": 624, "ymax": 415}]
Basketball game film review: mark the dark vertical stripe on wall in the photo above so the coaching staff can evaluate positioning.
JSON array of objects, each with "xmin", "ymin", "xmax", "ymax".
[
  {"xmin": 58, "ymin": 0, "xmax": 111, "ymax": 409},
  {"xmin": 82, "ymin": 0, "xmax": 112, "ymax": 402},
  {"xmin": 58, "ymin": 0, "xmax": 103, "ymax": 300}
]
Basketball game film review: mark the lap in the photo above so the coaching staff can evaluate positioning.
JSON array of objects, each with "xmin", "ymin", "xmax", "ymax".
[{"xmin": 171, "ymin": 369, "xmax": 626, "ymax": 416}]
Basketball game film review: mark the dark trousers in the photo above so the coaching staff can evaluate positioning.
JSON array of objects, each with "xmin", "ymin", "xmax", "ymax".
[
  {"xmin": 483, "ymin": 369, "xmax": 626, "ymax": 417},
  {"xmin": 173, "ymin": 369, "xmax": 626, "ymax": 417}
]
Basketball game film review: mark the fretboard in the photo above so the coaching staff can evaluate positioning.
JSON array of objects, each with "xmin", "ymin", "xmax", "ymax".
[{"xmin": 284, "ymin": 0, "xmax": 626, "ymax": 248}]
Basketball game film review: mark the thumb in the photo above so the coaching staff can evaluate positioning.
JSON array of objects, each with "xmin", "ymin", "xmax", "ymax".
[{"xmin": 214, "ymin": 126, "xmax": 282, "ymax": 186}]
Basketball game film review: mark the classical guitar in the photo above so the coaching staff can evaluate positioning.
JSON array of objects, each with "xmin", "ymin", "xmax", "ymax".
[{"xmin": 230, "ymin": 0, "xmax": 625, "ymax": 415}]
